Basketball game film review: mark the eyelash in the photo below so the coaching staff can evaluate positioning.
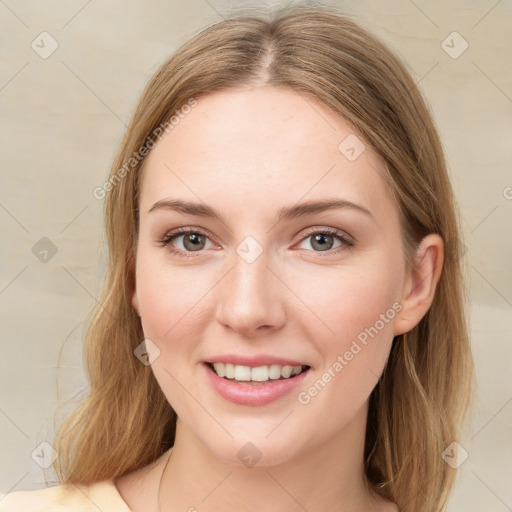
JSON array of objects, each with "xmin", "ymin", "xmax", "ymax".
[{"xmin": 158, "ymin": 227, "xmax": 354, "ymax": 258}]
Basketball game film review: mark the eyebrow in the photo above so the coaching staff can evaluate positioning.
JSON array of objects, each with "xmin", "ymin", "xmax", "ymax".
[{"xmin": 148, "ymin": 198, "xmax": 375, "ymax": 223}]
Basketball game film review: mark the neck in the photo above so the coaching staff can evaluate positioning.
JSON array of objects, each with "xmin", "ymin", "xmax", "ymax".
[{"xmin": 157, "ymin": 401, "xmax": 382, "ymax": 512}]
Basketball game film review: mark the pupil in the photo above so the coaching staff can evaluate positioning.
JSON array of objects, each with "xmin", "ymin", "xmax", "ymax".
[
  {"xmin": 313, "ymin": 234, "xmax": 332, "ymax": 251},
  {"xmin": 185, "ymin": 234, "xmax": 204, "ymax": 251}
]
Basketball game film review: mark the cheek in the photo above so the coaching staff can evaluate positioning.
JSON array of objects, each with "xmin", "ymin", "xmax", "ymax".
[
  {"xmin": 295, "ymin": 257, "xmax": 401, "ymax": 340},
  {"xmin": 292, "ymin": 262, "xmax": 401, "ymax": 403},
  {"xmin": 134, "ymin": 256, "xmax": 215, "ymax": 417},
  {"xmin": 135, "ymin": 252, "xmax": 213, "ymax": 342},
  {"xmin": 134, "ymin": 255, "xmax": 221, "ymax": 410}
]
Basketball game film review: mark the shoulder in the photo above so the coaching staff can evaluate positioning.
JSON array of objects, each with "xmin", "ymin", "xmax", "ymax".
[{"xmin": 0, "ymin": 479, "xmax": 132, "ymax": 512}]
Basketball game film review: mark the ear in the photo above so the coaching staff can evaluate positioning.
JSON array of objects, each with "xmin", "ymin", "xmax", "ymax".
[
  {"xmin": 393, "ymin": 234, "xmax": 444, "ymax": 336},
  {"xmin": 132, "ymin": 289, "xmax": 140, "ymax": 317},
  {"xmin": 127, "ymin": 246, "xmax": 140, "ymax": 317}
]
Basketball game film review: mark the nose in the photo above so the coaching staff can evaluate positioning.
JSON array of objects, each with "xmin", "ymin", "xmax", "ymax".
[{"xmin": 215, "ymin": 248, "xmax": 286, "ymax": 338}]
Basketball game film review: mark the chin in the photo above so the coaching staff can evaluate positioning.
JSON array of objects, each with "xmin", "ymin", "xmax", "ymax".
[{"xmin": 198, "ymin": 430, "xmax": 305, "ymax": 469}]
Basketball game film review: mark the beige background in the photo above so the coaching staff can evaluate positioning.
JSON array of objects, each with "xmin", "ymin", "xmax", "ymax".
[{"xmin": 1, "ymin": 0, "xmax": 511, "ymax": 509}]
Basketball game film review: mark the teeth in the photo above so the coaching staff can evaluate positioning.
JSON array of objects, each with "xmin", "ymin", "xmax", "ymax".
[
  {"xmin": 290, "ymin": 365, "xmax": 302, "ymax": 376},
  {"xmin": 225, "ymin": 363, "xmax": 234, "ymax": 379},
  {"xmin": 251, "ymin": 365, "xmax": 269, "ymax": 382},
  {"xmin": 211, "ymin": 362, "xmax": 306, "ymax": 382},
  {"xmin": 268, "ymin": 364, "xmax": 282, "ymax": 379},
  {"xmin": 281, "ymin": 365, "xmax": 292, "ymax": 378},
  {"xmin": 234, "ymin": 365, "xmax": 251, "ymax": 381}
]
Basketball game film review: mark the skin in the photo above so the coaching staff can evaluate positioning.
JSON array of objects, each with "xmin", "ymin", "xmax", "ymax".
[{"xmin": 115, "ymin": 85, "xmax": 443, "ymax": 512}]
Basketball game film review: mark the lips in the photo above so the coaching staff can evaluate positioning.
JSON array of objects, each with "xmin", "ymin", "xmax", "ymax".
[{"xmin": 203, "ymin": 360, "xmax": 311, "ymax": 405}]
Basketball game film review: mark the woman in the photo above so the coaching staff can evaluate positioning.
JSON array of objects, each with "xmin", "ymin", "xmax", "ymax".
[{"xmin": 0, "ymin": 2, "xmax": 474, "ymax": 511}]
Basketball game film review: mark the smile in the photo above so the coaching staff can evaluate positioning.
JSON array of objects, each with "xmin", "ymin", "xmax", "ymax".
[
  {"xmin": 208, "ymin": 362, "xmax": 310, "ymax": 383},
  {"xmin": 203, "ymin": 362, "xmax": 312, "ymax": 406}
]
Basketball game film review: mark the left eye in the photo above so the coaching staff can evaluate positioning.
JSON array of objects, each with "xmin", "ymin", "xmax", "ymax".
[
  {"xmin": 297, "ymin": 229, "xmax": 353, "ymax": 252},
  {"xmin": 159, "ymin": 228, "xmax": 353, "ymax": 256}
]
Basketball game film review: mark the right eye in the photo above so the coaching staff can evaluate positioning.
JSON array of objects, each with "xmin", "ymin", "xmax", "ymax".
[{"xmin": 159, "ymin": 228, "xmax": 215, "ymax": 256}]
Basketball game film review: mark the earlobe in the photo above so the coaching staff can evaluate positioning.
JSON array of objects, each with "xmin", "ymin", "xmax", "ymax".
[{"xmin": 394, "ymin": 234, "xmax": 444, "ymax": 336}]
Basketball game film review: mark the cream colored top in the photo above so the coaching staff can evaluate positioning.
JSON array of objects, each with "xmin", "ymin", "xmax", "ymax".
[{"xmin": 0, "ymin": 479, "xmax": 132, "ymax": 511}]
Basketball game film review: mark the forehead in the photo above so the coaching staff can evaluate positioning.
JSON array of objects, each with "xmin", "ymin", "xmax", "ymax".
[{"xmin": 139, "ymin": 86, "xmax": 395, "ymax": 224}]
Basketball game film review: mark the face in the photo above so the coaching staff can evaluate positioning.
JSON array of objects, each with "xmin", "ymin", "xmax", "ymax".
[{"xmin": 132, "ymin": 85, "xmax": 411, "ymax": 466}]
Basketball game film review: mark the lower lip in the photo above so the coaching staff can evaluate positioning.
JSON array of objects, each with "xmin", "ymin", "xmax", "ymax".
[{"xmin": 203, "ymin": 363, "xmax": 311, "ymax": 406}]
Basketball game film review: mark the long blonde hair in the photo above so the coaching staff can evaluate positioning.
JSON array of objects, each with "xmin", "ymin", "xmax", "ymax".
[{"xmin": 53, "ymin": 3, "xmax": 475, "ymax": 510}]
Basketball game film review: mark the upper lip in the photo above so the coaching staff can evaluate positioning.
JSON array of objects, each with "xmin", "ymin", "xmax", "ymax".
[{"xmin": 205, "ymin": 354, "xmax": 311, "ymax": 368}]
